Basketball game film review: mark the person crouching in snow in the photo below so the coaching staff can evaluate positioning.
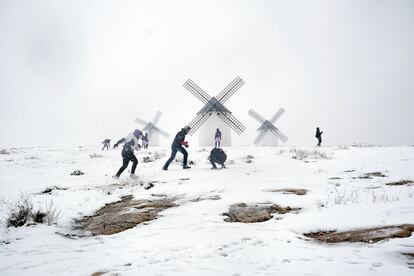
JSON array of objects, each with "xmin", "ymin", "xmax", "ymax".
[
  {"xmin": 112, "ymin": 129, "xmax": 143, "ymax": 179},
  {"xmin": 162, "ymin": 126, "xmax": 191, "ymax": 170},
  {"xmin": 209, "ymin": 147, "xmax": 227, "ymax": 169}
]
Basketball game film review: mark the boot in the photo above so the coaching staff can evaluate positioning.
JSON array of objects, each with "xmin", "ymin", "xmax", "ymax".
[{"xmin": 183, "ymin": 165, "xmax": 191, "ymax": 169}]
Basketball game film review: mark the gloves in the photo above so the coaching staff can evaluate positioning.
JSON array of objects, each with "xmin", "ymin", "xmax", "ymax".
[{"xmin": 182, "ymin": 141, "xmax": 189, "ymax": 148}]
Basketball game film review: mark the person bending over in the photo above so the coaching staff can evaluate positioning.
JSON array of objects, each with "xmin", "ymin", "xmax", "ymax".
[
  {"xmin": 113, "ymin": 129, "xmax": 143, "ymax": 179},
  {"xmin": 162, "ymin": 126, "xmax": 191, "ymax": 170}
]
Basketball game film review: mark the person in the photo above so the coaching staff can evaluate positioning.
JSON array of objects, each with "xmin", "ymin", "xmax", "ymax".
[
  {"xmin": 162, "ymin": 126, "xmax": 191, "ymax": 170},
  {"xmin": 315, "ymin": 127, "xmax": 323, "ymax": 147},
  {"xmin": 209, "ymin": 147, "xmax": 227, "ymax": 169},
  {"xmin": 101, "ymin": 139, "xmax": 111, "ymax": 151},
  {"xmin": 142, "ymin": 133, "xmax": 149, "ymax": 149},
  {"xmin": 214, "ymin": 128, "xmax": 222, "ymax": 148},
  {"xmin": 112, "ymin": 129, "xmax": 143, "ymax": 179}
]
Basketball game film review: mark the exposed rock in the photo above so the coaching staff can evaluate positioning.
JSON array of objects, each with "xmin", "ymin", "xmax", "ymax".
[
  {"xmin": 264, "ymin": 188, "xmax": 307, "ymax": 196},
  {"xmin": 40, "ymin": 186, "xmax": 68, "ymax": 194},
  {"xmin": 71, "ymin": 170, "xmax": 84, "ymax": 176},
  {"xmin": 402, "ymin": 253, "xmax": 414, "ymax": 269},
  {"xmin": 223, "ymin": 202, "xmax": 300, "ymax": 223},
  {"xmin": 304, "ymin": 224, "xmax": 414, "ymax": 243},
  {"xmin": 142, "ymin": 156, "xmax": 153, "ymax": 163},
  {"xmin": 329, "ymin": 177, "xmax": 342, "ymax": 180},
  {"xmin": 190, "ymin": 195, "xmax": 221, "ymax": 202},
  {"xmin": 386, "ymin": 180, "xmax": 414, "ymax": 186},
  {"xmin": 355, "ymin": 172, "xmax": 387, "ymax": 179},
  {"xmin": 76, "ymin": 195, "xmax": 177, "ymax": 235}
]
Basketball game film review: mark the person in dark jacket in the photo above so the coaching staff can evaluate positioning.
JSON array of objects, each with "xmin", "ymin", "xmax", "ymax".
[
  {"xmin": 162, "ymin": 126, "xmax": 191, "ymax": 170},
  {"xmin": 315, "ymin": 127, "xmax": 323, "ymax": 147},
  {"xmin": 209, "ymin": 147, "xmax": 227, "ymax": 169},
  {"xmin": 102, "ymin": 139, "xmax": 111, "ymax": 151},
  {"xmin": 112, "ymin": 129, "xmax": 143, "ymax": 179},
  {"xmin": 214, "ymin": 128, "xmax": 222, "ymax": 148}
]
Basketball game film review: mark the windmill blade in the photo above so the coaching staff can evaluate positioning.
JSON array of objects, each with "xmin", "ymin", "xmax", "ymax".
[
  {"xmin": 271, "ymin": 128, "xmax": 288, "ymax": 143},
  {"xmin": 183, "ymin": 79, "xmax": 212, "ymax": 104},
  {"xmin": 254, "ymin": 130, "xmax": 267, "ymax": 145},
  {"xmin": 188, "ymin": 113, "xmax": 212, "ymax": 135},
  {"xmin": 156, "ymin": 127, "xmax": 170, "ymax": 138},
  {"xmin": 270, "ymin": 108, "xmax": 285, "ymax": 124},
  {"xmin": 248, "ymin": 109, "xmax": 266, "ymax": 124},
  {"xmin": 152, "ymin": 111, "xmax": 162, "ymax": 126},
  {"xmin": 216, "ymin": 76, "xmax": 245, "ymax": 104},
  {"xmin": 217, "ymin": 112, "xmax": 246, "ymax": 135},
  {"xmin": 135, "ymin": 117, "xmax": 148, "ymax": 125}
]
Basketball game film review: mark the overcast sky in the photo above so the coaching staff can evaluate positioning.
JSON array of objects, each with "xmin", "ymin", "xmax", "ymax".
[{"xmin": 0, "ymin": 0, "xmax": 413, "ymax": 147}]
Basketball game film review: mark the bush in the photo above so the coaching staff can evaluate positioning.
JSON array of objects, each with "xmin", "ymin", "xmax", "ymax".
[
  {"xmin": 0, "ymin": 149, "xmax": 10, "ymax": 155},
  {"xmin": 290, "ymin": 148, "xmax": 330, "ymax": 160},
  {"xmin": 70, "ymin": 170, "xmax": 84, "ymax": 176},
  {"xmin": 6, "ymin": 194, "xmax": 60, "ymax": 227}
]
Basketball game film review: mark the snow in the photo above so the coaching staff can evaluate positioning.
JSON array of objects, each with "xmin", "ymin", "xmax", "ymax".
[{"xmin": 0, "ymin": 146, "xmax": 413, "ymax": 275}]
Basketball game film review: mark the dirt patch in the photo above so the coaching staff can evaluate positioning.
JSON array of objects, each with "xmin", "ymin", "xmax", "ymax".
[
  {"xmin": 304, "ymin": 224, "xmax": 414, "ymax": 243},
  {"xmin": 76, "ymin": 195, "xmax": 177, "ymax": 235},
  {"xmin": 223, "ymin": 202, "xmax": 300, "ymax": 223},
  {"xmin": 264, "ymin": 188, "xmax": 307, "ymax": 196},
  {"xmin": 402, "ymin": 253, "xmax": 414, "ymax": 269},
  {"xmin": 355, "ymin": 172, "xmax": 387, "ymax": 179},
  {"xmin": 386, "ymin": 180, "xmax": 414, "ymax": 186}
]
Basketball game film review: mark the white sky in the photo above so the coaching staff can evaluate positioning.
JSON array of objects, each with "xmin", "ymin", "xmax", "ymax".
[{"xmin": 0, "ymin": 0, "xmax": 413, "ymax": 147}]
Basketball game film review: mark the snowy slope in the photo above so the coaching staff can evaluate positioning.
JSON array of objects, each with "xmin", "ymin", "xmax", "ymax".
[{"xmin": 0, "ymin": 146, "xmax": 413, "ymax": 275}]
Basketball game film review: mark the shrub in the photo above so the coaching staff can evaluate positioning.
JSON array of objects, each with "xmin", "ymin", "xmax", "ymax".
[
  {"xmin": 5, "ymin": 194, "xmax": 60, "ymax": 227},
  {"xmin": 290, "ymin": 148, "xmax": 330, "ymax": 160}
]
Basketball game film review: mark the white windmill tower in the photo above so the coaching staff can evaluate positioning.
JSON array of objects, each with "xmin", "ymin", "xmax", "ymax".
[
  {"xmin": 134, "ymin": 111, "xmax": 170, "ymax": 147},
  {"xmin": 248, "ymin": 108, "xmax": 288, "ymax": 146},
  {"xmin": 183, "ymin": 76, "xmax": 246, "ymax": 146}
]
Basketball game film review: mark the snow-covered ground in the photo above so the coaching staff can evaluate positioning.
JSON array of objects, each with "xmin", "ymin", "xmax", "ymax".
[{"xmin": 0, "ymin": 145, "xmax": 413, "ymax": 275}]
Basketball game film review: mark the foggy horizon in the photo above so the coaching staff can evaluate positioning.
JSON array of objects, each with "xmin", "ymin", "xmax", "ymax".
[{"xmin": 1, "ymin": 0, "xmax": 413, "ymax": 148}]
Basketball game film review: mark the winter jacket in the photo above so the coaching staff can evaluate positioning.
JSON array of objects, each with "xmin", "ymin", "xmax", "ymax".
[
  {"xmin": 172, "ymin": 130, "xmax": 187, "ymax": 148},
  {"xmin": 209, "ymin": 148, "xmax": 227, "ymax": 164},
  {"xmin": 122, "ymin": 133, "xmax": 140, "ymax": 153},
  {"xmin": 215, "ymin": 130, "xmax": 222, "ymax": 139}
]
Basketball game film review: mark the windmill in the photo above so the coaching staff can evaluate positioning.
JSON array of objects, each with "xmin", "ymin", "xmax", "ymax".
[
  {"xmin": 248, "ymin": 108, "xmax": 288, "ymax": 146},
  {"xmin": 184, "ymin": 76, "xmax": 246, "ymax": 146},
  {"xmin": 134, "ymin": 111, "xmax": 170, "ymax": 147}
]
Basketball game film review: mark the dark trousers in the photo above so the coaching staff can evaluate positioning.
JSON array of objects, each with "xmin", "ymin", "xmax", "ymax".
[
  {"xmin": 163, "ymin": 146, "xmax": 188, "ymax": 169},
  {"xmin": 116, "ymin": 151, "xmax": 138, "ymax": 177},
  {"xmin": 102, "ymin": 143, "xmax": 110, "ymax": 151},
  {"xmin": 317, "ymin": 138, "xmax": 322, "ymax": 147}
]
